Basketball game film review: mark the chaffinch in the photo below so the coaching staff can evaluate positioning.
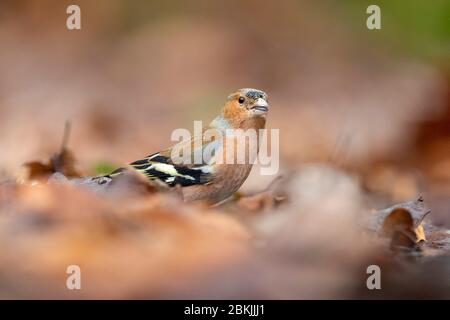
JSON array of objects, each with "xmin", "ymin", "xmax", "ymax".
[{"xmin": 101, "ymin": 88, "xmax": 269, "ymax": 204}]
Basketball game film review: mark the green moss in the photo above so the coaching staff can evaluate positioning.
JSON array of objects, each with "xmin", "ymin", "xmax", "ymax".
[{"xmin": 90, "ymin": 161, "xmax": 118, "ymax": 176}]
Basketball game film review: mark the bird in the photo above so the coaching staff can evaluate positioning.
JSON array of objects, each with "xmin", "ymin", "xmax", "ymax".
[{"xmin": 93, "ymin": 88, "xmax": 269, "ymax": 204}]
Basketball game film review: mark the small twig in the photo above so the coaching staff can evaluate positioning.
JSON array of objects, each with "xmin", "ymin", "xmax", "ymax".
[
  {"xmin": 210, "ymin": 195, "xmax": 234, "ymax": 208},
  {"xmin": 52, "ymin": 120, "xmax": 72, "ymax": 172},
  {"xmin": 60, "ymin": 120, "xmax": 72, "ymax": 155},
  {"xmin": 415, "ymin": 209, "xmax": 431, "ymax": 228}
]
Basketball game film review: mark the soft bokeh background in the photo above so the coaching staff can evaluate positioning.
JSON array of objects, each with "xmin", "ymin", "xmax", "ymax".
[
  {"xmin": 0, "ymin": 2, "xmax": 448, "ymax": 166},
  {"xmin": 0, "ymin": 0, "xmax": 449, "ymax": 299}
]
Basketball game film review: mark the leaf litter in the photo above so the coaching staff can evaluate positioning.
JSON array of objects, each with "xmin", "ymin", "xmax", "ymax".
[{"xmin": 3, "ymin": 143, "xmax": 450, "ymax": 299}]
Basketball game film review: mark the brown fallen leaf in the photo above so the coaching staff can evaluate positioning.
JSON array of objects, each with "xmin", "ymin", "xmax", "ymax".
[
  {"xmin": 23, "ymin": 122, "xmax": 82, "ymax": 180},
  {"xmin": 381, "ymin": 208, "xmax": 419, "ymax": 250},
  {"xmin": 366, "ymin": 197, "xmax": 430, "ymax": 250},
  {"xmin": 235, "ymin": 175, "xmax": 286, "ymax": 212}
]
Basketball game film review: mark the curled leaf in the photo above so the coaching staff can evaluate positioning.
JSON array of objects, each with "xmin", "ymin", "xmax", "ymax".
[{"xmin": 367, "ymin": 197, "xmax": 430, "ymax": 250}]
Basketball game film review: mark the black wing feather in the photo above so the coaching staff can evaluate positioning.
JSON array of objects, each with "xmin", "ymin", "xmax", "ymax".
[{"xmin": 129, "ymin": 153, "xmax": 212, "ymax": 187}]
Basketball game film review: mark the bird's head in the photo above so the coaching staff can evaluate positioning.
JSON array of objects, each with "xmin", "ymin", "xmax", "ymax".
[{"xmin": 222, "ymin": 88, "xmax": 269, "ymax": 125}]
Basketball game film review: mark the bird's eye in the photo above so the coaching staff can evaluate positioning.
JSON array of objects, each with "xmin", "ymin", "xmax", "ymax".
[{"xmin": 238, "ymin": 97, "xmax": 245, "ymax": 104}]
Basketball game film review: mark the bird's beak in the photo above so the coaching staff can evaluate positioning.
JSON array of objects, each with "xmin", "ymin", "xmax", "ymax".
[{"xmin": 251, "ymin": 98, "xmax": 269, "ymax": 114}]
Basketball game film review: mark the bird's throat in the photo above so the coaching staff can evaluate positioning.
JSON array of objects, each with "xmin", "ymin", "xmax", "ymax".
[{"xmin": 239, "ymin": 116, "xmax": 266, "ymax": 131}]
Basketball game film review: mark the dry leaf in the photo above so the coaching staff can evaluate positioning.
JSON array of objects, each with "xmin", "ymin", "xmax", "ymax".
[
  {"xmin": 23, "ymin": 122, "xmax": 82, "ymax": 180},
  {"xmin": 367, "ymin": 197, "xmax": 430, "ymax": 250},
  {"xmin": 236, "ymin": 175, "xmax": 286, "ymax": 212}
]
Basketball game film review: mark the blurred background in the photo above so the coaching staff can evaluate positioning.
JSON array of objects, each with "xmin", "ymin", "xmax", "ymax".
[
  {"xmin": 1, "ymin": 0, "xmax": 448, "ymax": 220},
  {"xmin": 0, "ymin": 0, "xmax": 449, "ymax": 299}
]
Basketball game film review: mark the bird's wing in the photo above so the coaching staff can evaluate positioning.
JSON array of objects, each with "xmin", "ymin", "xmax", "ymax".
[{"xmin": 129, "ymin": 128, "xmax": 223, "ymax": 187}]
